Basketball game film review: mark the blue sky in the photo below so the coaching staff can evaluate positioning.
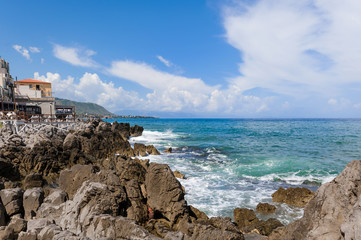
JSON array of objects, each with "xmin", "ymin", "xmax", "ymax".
[{"xmin": 1, "ymin": 0, "xmax": 361, "ymax": 117}]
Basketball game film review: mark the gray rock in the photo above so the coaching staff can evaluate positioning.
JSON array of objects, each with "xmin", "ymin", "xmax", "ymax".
[
  {"xmin": 340, "ymin": 195, "xmax": 361, "ymax": 240},
  {"xmin": 0, "ymin": 226, "xmax": 14, "ymax": 240},
  {"xmin": 44, "ymin": 188, "xmax": 68, "ymax": 206},
  {"xmin": 18, "ymin": 231, "xmax": 37, "ymax": 240},
  {"xmin": 270, "ymin": 160, "xmax": 361, "ymax": 240},
  {"xmin": 7, "ymin": 216, "xmax": 27, "ymax": 236},
  {"xmin": 23, "ymin": 187, "xmax": 44, "ymax": 220},
  {"xmin": 145, "ymin": 163, "xmax": 188, "ymax": 224},
  {"xmin": 27, "ymin": 218, "xmax": 54, "ymax": 234},
  {"xmin": 0, "ymin": 188, "xmax": 23, "ymax": 216},
  {"xmin": 38, "ymin": 224, "xmax": 62, "ymax": 240}
]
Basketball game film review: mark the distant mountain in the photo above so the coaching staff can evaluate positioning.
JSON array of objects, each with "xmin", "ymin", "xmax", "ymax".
[{"xmin": 55, "ymin": 98, "xmax": 113, "ymax": 116}]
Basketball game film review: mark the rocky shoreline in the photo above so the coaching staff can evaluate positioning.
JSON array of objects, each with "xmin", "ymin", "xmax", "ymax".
[{"xmin": 0, "ymin": 119, "xmax": 360, "ymax": 239}]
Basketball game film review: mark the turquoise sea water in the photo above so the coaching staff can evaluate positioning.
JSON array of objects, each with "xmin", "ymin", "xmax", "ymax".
[{"xmin": 105, "ymin": 118, "xmax": 361, "ymax": 224}]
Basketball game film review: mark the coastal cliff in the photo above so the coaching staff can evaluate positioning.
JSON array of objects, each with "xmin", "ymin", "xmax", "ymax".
[
  {"xmin": 0, "ymin": 120, "xmax": 244, "ymax": 239},
  {"xmin": 0, "ymin": 120, "xmax": 360, "ymax": 239}
]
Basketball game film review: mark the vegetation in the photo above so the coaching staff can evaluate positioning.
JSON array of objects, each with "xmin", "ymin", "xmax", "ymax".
[{"xmin": 55, "ymin": 98, "xmax": 113, "ymax": 116}]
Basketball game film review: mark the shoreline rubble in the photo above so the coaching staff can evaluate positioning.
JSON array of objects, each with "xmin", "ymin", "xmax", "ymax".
[{"xmin": 0, "ymin": 119, "xmax": 359, "ymax": 239}]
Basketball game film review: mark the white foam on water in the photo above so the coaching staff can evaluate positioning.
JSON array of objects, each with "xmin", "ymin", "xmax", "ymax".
[{"xmin": 130, "ymin": 130, "xmax": 179, "ymax": 148}]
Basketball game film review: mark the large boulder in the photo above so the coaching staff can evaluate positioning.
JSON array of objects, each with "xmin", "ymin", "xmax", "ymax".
[
  {"xmin": 23, "ymin": 187, "xmax": 44, "ymax": 220},
  {"xmin": 270, "ymin": 160, "xmax": 361, "ymax": 240},
  {"xmin": 0, "ymin": 188, "xmax": 23, "ymax": 216},
  {"xmin": 272, "ymin": 187, "xmax": 314, "ymax": 207},
  {"xmin": 145, "ymin": 163, "xmax": 188, "ymax": 224}
]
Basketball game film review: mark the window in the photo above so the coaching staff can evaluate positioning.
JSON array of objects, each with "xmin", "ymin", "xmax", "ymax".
[
  {"xmin": 36, "ymin": 85, "xmax": 40, "ymax": 90},
  {"xmin": 29, "ymin": 84, "xmax": 32, "ymax": 88}
]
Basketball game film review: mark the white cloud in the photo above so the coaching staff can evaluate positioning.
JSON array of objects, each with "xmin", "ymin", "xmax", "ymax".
[
  {"xmin": 53, "ymin": 44, "xmax": 99, "ymax": 68},
  {"xmin": 13, "ymin": 45, "xmax": 31, "ymax": 60},
  {"xmin": 222, "ymin": 0, "xmax": 361, "ymax": 100},
  {"xmin": 34, "ymin": 72, "xmax": 142, "ymax": 111},
  {"xmin": 157, "ymin": 55, "xmax": 172, "ymax": 67},
  {"xmin": 29, "ymin": 47, "xmax": 40, "ymax": 53}
]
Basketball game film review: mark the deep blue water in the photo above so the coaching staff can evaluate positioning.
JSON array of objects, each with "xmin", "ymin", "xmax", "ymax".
[{"xmin": 105, "ymin": 118, "xmax": 361, "ymax": 224}]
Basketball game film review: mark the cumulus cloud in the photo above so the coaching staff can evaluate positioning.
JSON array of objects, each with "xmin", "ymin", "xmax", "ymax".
[
  {"xmin": 222, "ymin": 0, "xmax": 361, "ymax": 101},
  {"xmin": 53, "ymin": 44, "xmax": 99, "ymax": 68},
  {"xmin": 157, "ymin": 55, "xmax": 172, "ymax": 67},
  {"xmin": 34, "ymin": 72, "xmax": 142, "ymax": 111},
  {"xmin": 29, "ymin": 47, "xmax": 40, "ymax": 53},
  {"xmin": 13, "ymin": 45, "xmax": 31, "ymax": 60}
]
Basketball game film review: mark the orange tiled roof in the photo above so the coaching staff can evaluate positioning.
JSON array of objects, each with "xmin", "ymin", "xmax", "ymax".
[{"xmin": 16, "ymin": 79, "xmax": 51, "ymax": 84}]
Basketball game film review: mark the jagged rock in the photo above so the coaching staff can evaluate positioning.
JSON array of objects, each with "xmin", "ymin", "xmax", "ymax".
[
  {"xmin": 130, "ymin": 125, "xmax": 144, "ymax": 137},
  {"xmin": 253, "ymin": 218, "xmax": 283, "ymax": 236},
  {"xmin": 191, "ymin": 217, "xmax": 244, "ymax": 240},
  {"xmin": 0, "ymin": 226, "xmax": 14, "ymax": 240},
  {"xmin": 189, "ymin": 205, "xmax": 208, "ymax": 220},
  {"xmin": 27, "ymin": 218, "xmax": 54, "ymax": 234},
  {"xmin": 174, "ymin": 170, "xmax": 185, "ymax": 179},
  {"xmin": 0, "ymin": 159, "xmax": 19, "ymax": 181},
  {"xmin": 272, "ymin": 187, "xmax": 314, "ymax": 207},
  {"xmin": 0, "ymin": 188, "xmax": 23, "ymax": 216},
  {"xmin": 23, "ymin": 172, "xmax": 44, "ymax": 189},
  {"xmin": 243, "ymin": 232, "xmax": 268, "ymax": 240},
  {"xmin": 38, "ymin": 224, "xmax": 62, "ymax": 240},
  {"xmin": 234, "ymin": 208, "xmax": 259, "ymax": 229},
  {"xmin": 341, "ymin": 195, "xmax": 361, "ymax": 239},
  {"xmin": 256, "ymin": 203, "xmax": 276, "ymax": 214},
  {"xmin": 134, "ymin": 143, "xmax": 148, "ymax": 156},
  {"xmin": 59, "ymin": 164, "xmax": 97, "ymax": 199},
  {"xmin": 270, "ymin": 160, "xmax": 361, "ymax": 240},
  {"xmin": 125, "ymin": 179, "xmax": 148, "ymax": 223},
  {"xmin": 7, "ymin": 216, "xmax": 27, "ymax": 237},
  {"xmin": 44, "ymin": 189, "xmax": 68, "ymax": 206},
  {"xmin": 145, "ymin": 163, "xmax": 188, "ymax": 224},
  {"xmin": 18, "ymin": 231, "xmax": 37, "ymax": 240},
  {"xmin": 164, "ymin": 147, "xmax": 173, "ymax": 153},
  {"xmin": 4, "ymin": 181, "xmax": 21, "ymax": 189},
  {"xmin": 23, "ymin": 187, "xmax": 44, "ymax": 220},
  {"xmin": 146, "ymin": 145, "xmax": 161, "ymax": 155},
  {"xmin": 115, "ymin": 156, "xmax": 146, "ymax": 183},
  {"xmin": 0, "ymin": 198, "xmax": 6, "ymax": 227}
]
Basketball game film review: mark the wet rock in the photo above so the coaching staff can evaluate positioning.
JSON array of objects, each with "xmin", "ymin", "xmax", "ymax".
[
  {"xmin": 23, "ymin": 187, "xmax": 44, "ymax": 220},
  {"xmin": 233, "ymin": 208, "xmax": 259, "ymax": 229},
  {"xmin": 134, "ymin": 143, "xmax": 148, "ymax": 156},
  {"xmin": 130, "ymin": 125, "xmax": 144, "ymax": 137},
  {"xmin": 272, "ymin": 187, "xmax": 314, "ymax": 207},
  {"xmin": 145, "ymin": 163, "xmax": 188, "ymax": 224},
  {"xmin": 0, "ymin": 188, "xmax": 23, "ymax": 216},
  {"xmin": 23, "ymin": 172, "xmax": 44, "ymax": 189},
  {"xmin": 271, "ymin": 160, "xmax": 361, "ymax": 240},
  {"xmin": 174, "ymin": 170, "xmax": 185, "ymax": 179},
  {"xmin": 256, "ymin": 203, "xmax": 276, "ymax": 214},
  {"xmin": 146, "ymin": 145, "xmax": 161, "ymax": 155},
  {"xmin": 164, "ymin": 147, "xmax": 173, "ymax": 153}
]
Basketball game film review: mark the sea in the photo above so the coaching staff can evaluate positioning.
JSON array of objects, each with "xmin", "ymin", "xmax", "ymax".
[{"xmin": 105, "ymin": 118, "xmax": 361, "ymax": 225}]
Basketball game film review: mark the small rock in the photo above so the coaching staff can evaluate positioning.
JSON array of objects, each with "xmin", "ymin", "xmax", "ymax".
[
  {"xmin": 256, "ymin": 203, "xmax": 276, "ymax": 214},
  {"xmin": 130, "ymin": 125, "xmax": 144, "ymax": 137},
  {"xmin": 0, "ymin": 226, "xmax": 14, "ymax": 240},
  {"xmin": 164, "ymin": 147, "xmax": 172, "ymax": 153},
  {"xmin": 272, "ymin": 187, "xmax": 314, "ymax": 207},
  {"xmin": 174, "ymin": 170, "xmax": 185, "ymax": 179},
  {"xmin": 44, "ymin": 189, "xmax": 68, "ymax": 206},
  {"xmin": 233, "ymin": 208, "xmax": 259, "ymax": 229},
  {"xmin": 27, "ymin": 218, "xmax": 54, "ymax": 234},
  {"xmin": 190, "ymin": 205, "xmax": 208, "ymax": 220},
  {"xmin": 7, "ymin": 216, "xmax": 27, "ymax": 238}
]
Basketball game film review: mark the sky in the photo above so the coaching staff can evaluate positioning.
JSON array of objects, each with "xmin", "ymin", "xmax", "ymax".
[{"xmin": 1, "ymin": 0, "xmax": 361, "ymax": 118}]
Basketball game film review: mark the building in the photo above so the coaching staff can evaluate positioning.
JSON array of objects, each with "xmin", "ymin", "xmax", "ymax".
[
  {"xmin": 0, "ymin": 58, "xmax": 15, "ymax": 101},
  {"xmin": 15, "ymin": 79, "xmax": 56, "ymax": 115}
]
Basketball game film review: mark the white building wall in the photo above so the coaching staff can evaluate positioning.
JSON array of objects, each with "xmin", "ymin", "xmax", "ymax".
[{"xmin": 18, "ymin": 85, "xmax": 42, "ymax": 98}]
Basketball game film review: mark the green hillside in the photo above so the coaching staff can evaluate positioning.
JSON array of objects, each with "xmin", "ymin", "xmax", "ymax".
[{"xmin": 55, "ymin": 98, "xmax": 113, "ymax": 116}]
